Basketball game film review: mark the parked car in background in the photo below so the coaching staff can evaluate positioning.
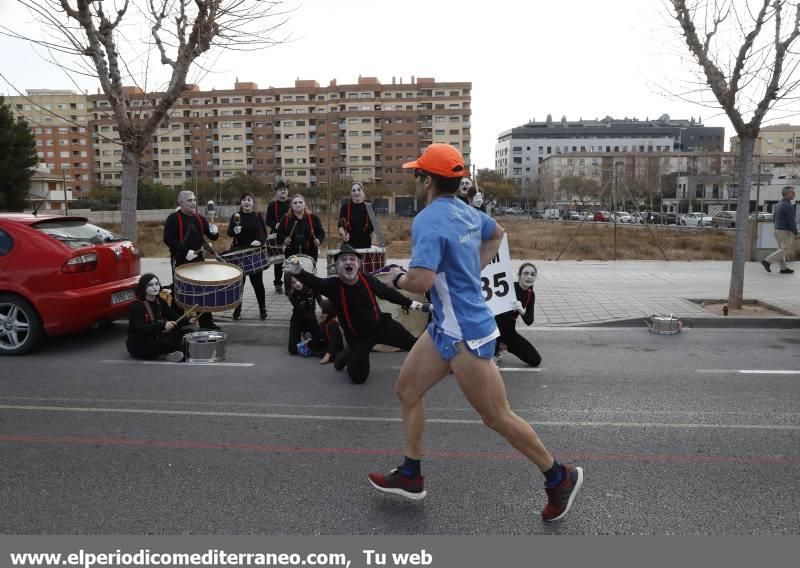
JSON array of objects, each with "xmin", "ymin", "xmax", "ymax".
[
  {"xmin": 568, "ymin": 211, "xmax": 582, "ymax": 221},
  {"xmin": 613, "ymin": 211, "xmax": 633, "ymax": 223},
  {"xmin": 0, "ymin": 214, "xmax": 141, "ymax": 355},
  {"xmin": 681, "ymin": 212, "xmax": 713, "ymax": 227},
  {"xmin": 580, "ymin": 211, "xmax": 595, "ymax": 221},
  {"xmin": 749, "ymin": 212, "xmax": 773, "ymax": 221},
  {"xmin": 593, "ymin": 211, "xmax": 611, "ymax": 222},
  {"xmin": 630, "ymin": 212, "xmax": 649, "ymax": 224},
  {"xmin": 711, "ymin": 210, "xmax": 737, "ymax": 228},
  {"xmin": 651, "ymin": 212, "xmax": 678, "ymax": 225},
  {"xmin": 501, "ymin": 207, "xmax": 526, "ymax": 216},
  {"xmin": 543, "ymin": 208, "xmax": 563, "ymax": 219}
]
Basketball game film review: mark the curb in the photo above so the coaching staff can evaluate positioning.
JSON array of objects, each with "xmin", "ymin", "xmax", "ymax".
[{"xmin": 583, "ymin": 317, "xmax": 800, "ymax": 329}]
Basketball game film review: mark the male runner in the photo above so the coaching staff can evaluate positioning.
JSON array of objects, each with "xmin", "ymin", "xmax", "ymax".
[{"xmin": 367, "ymin": 144, "xmax": 583, "ymax": 523}]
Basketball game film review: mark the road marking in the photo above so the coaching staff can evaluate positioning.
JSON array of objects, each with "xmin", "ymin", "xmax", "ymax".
[
  {"xmin": 697, "ymin": 369, "xmax": 800, "ymax": 375},
  {"xmin": 0, "ymin": 404, "xmax": 797, "ymax": 430},
  {"xmin": 1, "ymin": 434, "xmax": 798, "ymax": 465},
  {"xmin": 99, "ymin": 359, "xmax": 254, "ymax": 367}
]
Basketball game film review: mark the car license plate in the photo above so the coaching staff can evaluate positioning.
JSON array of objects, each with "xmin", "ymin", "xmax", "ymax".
[{"xmin": 111, "ymin": 289, "xmax": 135, "ymax": 305}]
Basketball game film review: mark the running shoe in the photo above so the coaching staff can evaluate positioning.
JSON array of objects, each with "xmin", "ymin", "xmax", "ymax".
[
  {"xmin": 368, "ymin": 468, "xmax": 426, "ymax": 500},
  {"xmin": 165, "ymin": 351, "xmax": 185, "ymax": 363},
  {"xmin": 541, "ymin": 465, "xmax": 583, "ymax": 522}
]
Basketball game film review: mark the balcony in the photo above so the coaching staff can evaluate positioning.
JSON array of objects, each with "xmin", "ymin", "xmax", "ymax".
[{"xmin": 309, "ymin": 125, "xmax": 317, "ymax": 132}]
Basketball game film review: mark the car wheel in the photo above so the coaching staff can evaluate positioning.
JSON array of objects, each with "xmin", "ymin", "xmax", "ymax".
[{"xmin": 0, "ymin": 294, "xmax": 45, "ymax": 356}]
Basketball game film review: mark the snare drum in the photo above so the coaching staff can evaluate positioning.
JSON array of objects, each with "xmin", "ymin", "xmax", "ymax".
[
  {"xmin": 183, "ymin": 330, "xmax": 227, "ymax": 363},
  {"xmin": 286, "ymin": 253, "xmax": 317, "ymax": 275},
  {"xmin": 265, "ymin": 234, "xmax": 285, "ymax": 265},
  {"xmin": 220, "ymin": 245, "xmax": 269, "ymax": 276},
  {"xmin": 173, "ymin": 261, "xmax": 244, "ymax": 312},
  {"xmin": 326, "ymin": 246, "xmax": 386, "ymax": 276}
]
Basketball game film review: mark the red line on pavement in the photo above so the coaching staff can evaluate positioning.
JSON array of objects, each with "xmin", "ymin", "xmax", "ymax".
[{"xmin": 1, "ymin": 434, "xmax": 799, "ymax": 464}]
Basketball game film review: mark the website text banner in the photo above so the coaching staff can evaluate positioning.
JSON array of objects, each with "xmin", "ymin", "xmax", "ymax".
[{"xmin": 0, "ymin": 536, "xmax": 791, "ymax": 568}]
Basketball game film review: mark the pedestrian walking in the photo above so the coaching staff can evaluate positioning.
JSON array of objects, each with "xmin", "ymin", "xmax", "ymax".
[{"xmin": 762, "ymin": 187, "xmax": 798, "ymax": 274}]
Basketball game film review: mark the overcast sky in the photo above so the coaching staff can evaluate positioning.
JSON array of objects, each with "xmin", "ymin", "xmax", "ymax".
[{"xmin": 0, "ymin": 0, "xmax": 765, "ymax": 167}]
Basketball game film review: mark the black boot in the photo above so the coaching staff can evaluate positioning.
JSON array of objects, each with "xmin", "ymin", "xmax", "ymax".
[
  {"xmin": 259, "ymin": 306, "xmax": 267, "ymax": 320},
  {"xmin": 333, "ymin": 348, "xmax": 349, "ymax": 371},
  {"xmin": 232, "ymin": 305, "xmax": 242, "ymax": 320}
]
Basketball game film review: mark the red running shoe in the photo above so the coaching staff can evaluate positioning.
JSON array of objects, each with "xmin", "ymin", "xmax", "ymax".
[
  {"xmin": 541, "ymin": 465, "xmax": 583, "ymax": 522},
  {"xmin": 368, "ymin": 468, "xmax": 427, "ymax": 500}
]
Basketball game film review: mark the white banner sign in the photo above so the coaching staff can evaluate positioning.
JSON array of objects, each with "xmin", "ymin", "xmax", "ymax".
[{"xmin": 480, "ymin": 235, "xmax": 515, "ymax": 315}]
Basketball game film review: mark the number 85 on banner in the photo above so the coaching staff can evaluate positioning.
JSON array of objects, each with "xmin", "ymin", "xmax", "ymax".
[{"xmin": 480, "ymin": 235, "xmax": 516, "ymax": 316}]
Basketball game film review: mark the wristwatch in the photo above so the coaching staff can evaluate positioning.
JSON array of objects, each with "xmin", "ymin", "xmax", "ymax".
[{"xmin": 392, "ymin": 272, "xmax": 404, "ymax": 290}]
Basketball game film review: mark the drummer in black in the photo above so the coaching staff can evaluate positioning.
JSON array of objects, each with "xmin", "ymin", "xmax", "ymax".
[
  {"xmin": 163, "ymin": 190, "xmax": 220, "ymax": 330},
  {"xmin": 265, "ymin": 180, "xmax": 292, "ymax": 293},
  {"xmin": 284, "ymin": 244, "xmax": 427, "ymax": 385},
  {"xmin": 126, "ymin": 273, "xmax": 192, "ymax": 362},
  {"xmin": 277, "ymin": 194, "xmax": 325, "ymax": 264},
  {"xmin": 494, "ymin": 262, "xmax": 542, "ymax": 367},
  {"xmin": 337, "ymin": 182, "xmax": 374, "ymax": 249},
  {"xmin": 226, "ymin": 192, "xmax": 268, "ymax": 320}
]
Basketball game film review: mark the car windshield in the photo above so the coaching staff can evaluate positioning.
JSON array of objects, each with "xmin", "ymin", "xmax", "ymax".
[{"xmin": 34, "ymin": 219, "xmax": 125, "ymax": 248}]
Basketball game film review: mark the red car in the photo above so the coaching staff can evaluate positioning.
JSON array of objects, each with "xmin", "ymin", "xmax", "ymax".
[{"xmin": 0, "ymin": 214, "xmax": 141, "ymax": 355}]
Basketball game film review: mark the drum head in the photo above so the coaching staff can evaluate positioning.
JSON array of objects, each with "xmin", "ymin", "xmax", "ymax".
[{"xmin": 175, "ymin": 261, "xmax": 243, "ymax": 284}]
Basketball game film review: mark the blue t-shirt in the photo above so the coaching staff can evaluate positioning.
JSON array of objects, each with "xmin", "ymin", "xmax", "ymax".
[{"xmin": 410, "ymin": 196, "xmax": 499, "ymax": 348}]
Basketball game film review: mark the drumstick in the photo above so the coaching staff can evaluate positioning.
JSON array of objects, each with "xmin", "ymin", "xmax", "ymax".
[{"xmin": 174, "ymin": 305, "xmax": 199, "ymax": 325}]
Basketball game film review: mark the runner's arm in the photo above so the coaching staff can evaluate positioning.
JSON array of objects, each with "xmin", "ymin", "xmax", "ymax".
[
  {"xmin": 480, "ymin": 224, "xmax": 505, "ymax": 269},
  {"xmin": 392, "ymin": 268, "xmax": 436, "ymax": 295}
]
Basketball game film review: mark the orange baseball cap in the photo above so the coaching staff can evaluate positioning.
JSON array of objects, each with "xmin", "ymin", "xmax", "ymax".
[{"xmin": 402, "ymin": 143, "xmax": 468, "ymax": 178}]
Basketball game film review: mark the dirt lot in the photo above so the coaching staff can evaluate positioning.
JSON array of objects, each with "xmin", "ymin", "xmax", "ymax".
[{"xmin": 102, "ymin": 216, "xmax": 735, "ymax": 261}]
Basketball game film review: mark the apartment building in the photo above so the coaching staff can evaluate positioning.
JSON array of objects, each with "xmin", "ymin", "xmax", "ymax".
[
  {"xmin": 87, "ymin": 76, "xmax": 472, "ymax": 191},
  {"xmin": 8, "ymin": 89, "xmax": 92, "ymax": 198},
  {"xmin": 496, "ymin": 114, "xmax": 724, "ymax": 189},
  {"xmin": 730, "ymin": 124, "xmax": 800, "ymax": 157}
]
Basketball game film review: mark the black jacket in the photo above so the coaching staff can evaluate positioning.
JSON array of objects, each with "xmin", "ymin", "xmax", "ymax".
[
  {"xmin": 163, "ymin": 211, "xmax": 219, "ymax": 265},
  {"xmin": 295, "ymin": 270, "xmax": 412, "ymax": 338},
  {"xmin": 277, "ymin": 213, "xmax": 326, "ymax": 258},
  {"xmin": 265, "ymin": 199, "xmax": 292, "ymax": 233},
  {"xmin": 338, "ymin": 202, "xmax": 373, "ymax": 248},
  {"xmin": 496, "ymin": 283, "xmax": 535, "ymax": 327},
  {"xmin": 226, "ymin": 211, "xmax": 267, "ymax": 249},
  {"xmin": 127, "ymin": 297, "xmax": 187, "ymax": 338}
]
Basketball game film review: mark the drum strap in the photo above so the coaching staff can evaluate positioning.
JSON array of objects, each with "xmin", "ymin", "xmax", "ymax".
[
  {"xmin": 339, "ymin": 274, "xmax": 379, "ymax": 336},
  {"xmin": 523, "ymin": 289, "xmax": 533, "ymax": 310},
  {"xmin": 177, "ymin": 213, "xmax": 205, "ymax": 242},
  {"xmin": 139, "ymin": 300, "xmax": 155, "ymax": 324},
  {"xmin": 347, "ymin": 203, "xmax": 369, "ymax": 232}
]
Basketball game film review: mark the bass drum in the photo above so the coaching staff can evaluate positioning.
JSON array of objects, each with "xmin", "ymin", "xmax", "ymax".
[{"xmin": 371, "ymin": 270, "xmax": 429, "ymax": 352}]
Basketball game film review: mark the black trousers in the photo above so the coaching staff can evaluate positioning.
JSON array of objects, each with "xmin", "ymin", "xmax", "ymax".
[
  {"xmin": 247, "ymin": 271, "xmax": 266, "ymax": 308},
  {"xmin": 496, "ymin": 319, "xmax": 542, "ymax": 367},
  {"xmin": 288, "ymin": 311, "xmax": 319, "ymax": 355},
  {"xmin": 126, "ymin": 329, "xmax": 191, "ymax": 360},
  {"xmin": 343, "ymin": 317, "xmax": 416, "ymax": 384},
  {"xmin": 272, "ymin": 261, "xmax": 284, "ymax": 287}
]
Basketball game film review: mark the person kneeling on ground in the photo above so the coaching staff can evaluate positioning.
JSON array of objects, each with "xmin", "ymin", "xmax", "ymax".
[
  {"xmin": 494, "ymin": 262, "xmax": 542, "ymax": 366},
  {"xmin": 284, "ymin": 244, "xmax": 428, "ymax": 384},
  {"xmin": 287, "ymin": 275, "xmax": 321, "ymax": 356},
  {"xmin": 126, "ymin": 273, "xmax": 193, "ymax": 362}
]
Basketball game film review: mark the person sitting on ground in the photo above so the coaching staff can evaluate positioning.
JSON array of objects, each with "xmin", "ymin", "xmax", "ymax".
[
  {"xmin": 126, "ymin": 273, "xmax": 193, "ymax": 362},
  {"xmin": 494, "ymin": 263, "xmax": 542, "ymax": 367},
  {"xmin": 287, "ymin": 274, "xmax": 321, "ymax": 356},
  {"xmin": 309, "ymin": 299, "xmax": 344, "ymax": 365},
  {"xmin": 284, "ymin": 244, "xmax": 428, "ymax": 384}
]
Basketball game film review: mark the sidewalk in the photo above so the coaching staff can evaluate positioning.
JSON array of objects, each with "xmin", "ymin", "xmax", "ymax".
[{"xmin": 141, "ymin": 258, "xmax": 800, "ymax": 326}]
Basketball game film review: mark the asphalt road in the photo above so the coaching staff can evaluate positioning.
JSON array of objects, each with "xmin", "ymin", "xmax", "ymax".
[{"xmin": 1, "ymin": 324, "xmax": 798, "ymax": 535}]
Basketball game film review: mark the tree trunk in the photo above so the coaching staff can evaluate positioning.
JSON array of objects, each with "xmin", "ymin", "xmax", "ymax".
[
  {"xmin": 120, "ymin": 146, "xmax": 140, "ymax": 243},
  {"xmin": 728, "ymin": 136, "xmax": 755, "ymax": 310}
]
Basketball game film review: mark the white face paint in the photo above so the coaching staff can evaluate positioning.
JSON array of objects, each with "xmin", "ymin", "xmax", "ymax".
[
  {"xmin": 336, "ymin": 253, "xmax": 360, "ymax": 283},
  {"xmin": 519, "ymin": 266, "xmax": 537, "ymax": 289},
  {"xmin": 291, "ymin": 198, "xmax": 305, "ymax": 215},
  {"xmin": 290, "ymin": 276, "xmax": 303, "ymax": 291},
  {"xmin": 240, "ymin": 195, "xmax": 254, "ymax": 213},
  {"xmin": 459, "ymin": 178, "xmax": 472, "ymax": 195},
  {"xmin": 180, "ymin": 193, "xmax": 197, "ymax": 214},
  {"xmin": 276, "ymin": 187, "xmax": 289, "ymax": 201},
  {"xmin": 351, "ymin": 184, "xmax": 365, "ymax": 204},
  {"xmin": 145, "ymin": 278, "xmax": 161, "ymax": 298}
]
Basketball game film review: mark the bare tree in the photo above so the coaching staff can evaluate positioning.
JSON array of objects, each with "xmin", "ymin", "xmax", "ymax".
[
  {"xmin": 6, "ymin": 1, "xmax": 288, "ymax": 241},
  {"xmin": 670, "ymin": 0, "xmax": 800, "ymax": 308}
]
